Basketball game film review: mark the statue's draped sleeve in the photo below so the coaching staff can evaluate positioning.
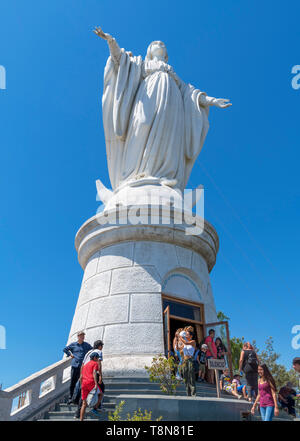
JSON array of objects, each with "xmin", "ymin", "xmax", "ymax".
[
  {"xmin": 102, "ymin": 49, "xmax": 209, "ymax": 191},
  {"xmin": 102, "ymin": 49, "xmax": 143, "ymax": 189},
  {"xmin": 180, "ymin": 82, "xmax": 210, "ymax": 188}
]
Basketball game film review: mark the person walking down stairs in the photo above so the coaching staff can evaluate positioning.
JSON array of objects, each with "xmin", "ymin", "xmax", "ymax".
[
  {"xmin": 63, "ymin": 331, "xmax": 92, "ymax": 404},
  {"xmin": 239, "ymin": 342, "xmax": 259, "ymax": 402},
  {"xmin": 179, "ymin": 329, "xmax": 197, "ymax": 397},
  {"xmin": 74, "ymin": 339, "xmax": 105, "ymax": 419},
  {"xmin": 80, "ymin": 352, "xmax": 103, "ymax": 421},
  {"xmin": 251, "ymin": 364, "xmax": 279, "ymax": 421}
]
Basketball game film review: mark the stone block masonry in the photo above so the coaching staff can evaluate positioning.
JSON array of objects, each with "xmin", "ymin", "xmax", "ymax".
[{"xmin": 67, "ymin": 208, "xmax": 219, "ymax": 376}]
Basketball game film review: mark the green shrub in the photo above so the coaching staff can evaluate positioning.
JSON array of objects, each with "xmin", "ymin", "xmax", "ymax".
[
  {"xmin": 145, "ymin": 355, "xmax": 180, "ymax": 395},
  {"xmin": 108, "ymin": 400, "xmax": 162, "ymax": 421},
  {"xmin": 108, "ymin": 400, "xmax": 125, "ymax": 421}
]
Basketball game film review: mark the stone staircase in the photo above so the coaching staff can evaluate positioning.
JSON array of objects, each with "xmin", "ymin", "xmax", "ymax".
[
  {"xmin": 38, "ymin": 377, "xmax": 294, "ymax": 421},
  {"xmin": 38, "ymin": 376, "xmax": 249, "ymax": 421},
  {"xmin": 40, "ymin": 399, "xmax": 116, "ymax": 421},
  {"xmin": 2, "ymin": 359, "xmax": 294, "ymax": 422}
]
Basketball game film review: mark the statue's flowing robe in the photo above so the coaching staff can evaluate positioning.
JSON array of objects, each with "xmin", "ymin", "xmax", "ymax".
[{"xmin": 102, "ymin": 50, "xmax": 210, "ymax": 191}]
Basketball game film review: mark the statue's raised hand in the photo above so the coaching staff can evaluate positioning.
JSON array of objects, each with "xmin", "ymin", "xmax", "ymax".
[
  {"xmin": 213, "ymin": 98, "xmax": 232, "ymax": 109},
  {"xmin": 93, "ymin": 26, "xmax": 113, "ymax": 41}
]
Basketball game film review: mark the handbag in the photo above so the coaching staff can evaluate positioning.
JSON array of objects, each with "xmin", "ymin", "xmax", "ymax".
[{"xmin": 86, "ymin": 386, "xmax": 99, "ymax": 408}]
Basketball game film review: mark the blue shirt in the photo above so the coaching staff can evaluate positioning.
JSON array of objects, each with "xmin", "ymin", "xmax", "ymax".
[{"xmin": 63, "ymin": 341, "xmax": 92, "ymax": 368}]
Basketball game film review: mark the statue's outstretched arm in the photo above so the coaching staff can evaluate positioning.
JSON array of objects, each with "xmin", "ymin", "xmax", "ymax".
[
  {"xmin": 199, "ymin": 93, "xmax": 232, "ymax": 109},
  {"xmin": 93, "ymin": 26, "xmax": 122, "ymax": 65}
]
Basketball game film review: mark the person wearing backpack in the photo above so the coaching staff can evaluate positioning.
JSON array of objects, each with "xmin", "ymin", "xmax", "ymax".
[
  {"xmin": 239, "ymin": 342, "xmax": 259, "ymax": 402},
  {"xmin": 74, "ymin": 340, "xmax": 105, "ymax": 419},
  {"xmin": 80, "ymin": 352, "xmax": 102, "ymax": 421}
]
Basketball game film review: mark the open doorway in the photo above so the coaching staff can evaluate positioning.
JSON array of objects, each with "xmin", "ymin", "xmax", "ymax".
[
  {"xmin": 163, "ymin": 295, "xmax": 205, "ymax": 357},
  {"xmin": 169, "ymin": 318, "xmax": 203, "ymax": 349},
  {"xmin": 162, "ymin": 295, "xmax": 233, "ymax": 378}
]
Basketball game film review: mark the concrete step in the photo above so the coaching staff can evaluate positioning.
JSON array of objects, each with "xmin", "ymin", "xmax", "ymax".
[
  {"xmin": 44, "ymin": 410, "xmax": 109, "ymax": 420},
  {"xmin": 101, "ymin": 388, "xmax": 228, "ymax": 398},
  {"xmin": 37, "ymin": 418, "xmax": 100, "ymax": 421},
  {"xmin": 103, "ymin": 377, "xmax": 154, "ymax": 383},
  {"xmin": 104, "ymin": 378, "xmax": 217, "ymax": 388},
  {"xmin": 57, "ymin": 402, "xmax": 115, "ymax": 412},
  {"xmin": 103, "ymin": 379, "xmax": 227, "ymax": 395},
  {"xmin": 38, "ymin": 377, "xmax": 242, "ymax": 421},
  {"xmin": 104, "ymin": 381, "xmax": 213, "ymax": 389}
]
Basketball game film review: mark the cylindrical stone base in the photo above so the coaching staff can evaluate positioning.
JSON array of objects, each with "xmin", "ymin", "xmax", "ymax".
[{"xmin": 67, "ymin": 206, "xmax": 219, "ymax": 376}]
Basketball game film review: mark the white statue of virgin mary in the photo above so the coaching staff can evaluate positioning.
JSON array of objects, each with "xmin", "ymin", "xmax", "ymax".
[{"xmin": 94, "ymin": 27, "xmax": 231, "ymax": 206}]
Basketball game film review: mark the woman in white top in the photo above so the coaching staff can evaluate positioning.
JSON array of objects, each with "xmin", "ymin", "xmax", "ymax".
[
  {"xmin": 179, "ymin": 330, "xmax": 197, "ymax": 397},
  {"xmin": 173, "ymin": 328, "xmax": 184, "ymax": 380}
]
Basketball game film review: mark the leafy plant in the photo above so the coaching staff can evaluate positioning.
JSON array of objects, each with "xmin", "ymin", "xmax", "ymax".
[
  {"xmin": 256, "ymin": 336, "xmax": 299, "ymax": 389},
  {"xmin": 127, "ymin": 408, "xmax": 162, "ymax": 421},
  {"xmin": 145, "ymin": 355, "xmax": 180, "ymax": 395},
  {"xmin": 108, "ymin": 400, "xmax": 162, "ymax": 421},
  {"xmin": 218, "ymin": 311, "xmax": 299, "ymax": 390},
  {"xmin": 230, "ymin": 336, "xmax": 245, "ymax": 371},
  {"xmin": 217, "ymin": 311, "xmax": 230, "ymax": 344},
  {"xmin": 108, "ymin": 400, "xmax": 125, "ymax": 421}
]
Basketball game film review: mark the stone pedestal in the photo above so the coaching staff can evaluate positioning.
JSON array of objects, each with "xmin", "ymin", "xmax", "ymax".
[{"xmin": 67, "ymin": 206, "xmax": 219, "ymax": 376}]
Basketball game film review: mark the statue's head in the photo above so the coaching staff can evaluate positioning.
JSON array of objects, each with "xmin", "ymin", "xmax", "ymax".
[{"xmin": 146, "ymin": 41, "xmax": 168, "ymax": 62}]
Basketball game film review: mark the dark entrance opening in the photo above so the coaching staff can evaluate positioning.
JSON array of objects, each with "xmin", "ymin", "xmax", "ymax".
[{"xmin": 169, "ymin": 317, "xmax": 203, "ymax": 351}]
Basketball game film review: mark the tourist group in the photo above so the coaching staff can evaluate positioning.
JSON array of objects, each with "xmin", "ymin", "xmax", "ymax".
[{"xmin": 63, "ymin": 329, "xmax": 300, "ymax": 421}]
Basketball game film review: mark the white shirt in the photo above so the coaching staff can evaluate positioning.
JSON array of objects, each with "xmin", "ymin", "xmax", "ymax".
[
  {"xmin": 183, "ymin": 344, "xmax": 195, "ymax": 357},
  {"xmin": 82, "ymin": 349, "xmax": 103, "ymax": 366}
]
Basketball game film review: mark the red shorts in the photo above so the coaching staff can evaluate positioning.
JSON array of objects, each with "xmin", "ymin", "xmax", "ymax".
[{"xmin": 81, "ymin": 382, "xmax": 98, "ymax": 401}]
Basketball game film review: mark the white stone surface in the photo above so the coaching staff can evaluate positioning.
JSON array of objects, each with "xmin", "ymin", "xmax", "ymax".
[
  {"xmin": 69, "ymin": 211, "xmax": 219, "ymax": 375},
  {"xmin": 204, "ymin": 304, "xmax": 218, "ymax": 323},
  {"xmin": 78, "ymin": 271, "xmax": 111, "ymax": 306},
  {"xmin": 69, "ymin": 302, "xmax": 89, "ymax": 337},
  {"xmin": 134, "ymin": 241, "xmax": 178, "ymax": 280},
  {"xmin": 175, "ymin": 246, "xmax": 192, "ymax": 269},
  {"xmin": 82, "ymin": 252, "xmax": 99, "ymax": 282},
  {"xmin": 102, "ymin": 323, "xmax": 164, "ymax": 355},
  {"xmin": 86, "ymin": 295, "xmax": 129, "ymax": 327},
  {"xmin": 110, "ymin": 265, "xmax": 161, "ymax": 295},
  {"xmin": 83, "ymin": 326, "xmax": 104, "ymax": 345},
  {"xmin": 192, "ymin": 251, "xmax": 209, "ymax": 276},
  {"xmin": 0, "ymin": 358, "xmax": 72, "ymax": 421},
  {"xmin": 94, "ymin": 27, "xmax": 231, "ymax": 208},
  {"xmin": 70, "ymin": 184, "xmax": 219, "ymax": 376},
  {"xmin": 130, "ymin": 294, "xmax": 163, "ymax": 323},
  {"xmin": 162, "ymin": 273, "xmax": 203, "ymax": 303},
  {"xmin": 204, "ymin": 282, "xmax": 218, "ymax": 322},
  {"xmin": 102, "ymin": 355, "xmax": 157, "ymax": 377},
  {"xmin": 67, "ymin": 32, "xmax": 225, "ymax": 374},
  {"xmin": 75, "ymin": 208, "xmax": 218, "ymax": 272},
  {"xmin": 97, "ymin": 242, "xmax": 134, "ymax": 273}
]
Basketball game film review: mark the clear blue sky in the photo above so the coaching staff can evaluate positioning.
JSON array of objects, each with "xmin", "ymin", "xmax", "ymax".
[{"xmin": 0, "ymin": 0, "xmax": 299, "ymax": 388}]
